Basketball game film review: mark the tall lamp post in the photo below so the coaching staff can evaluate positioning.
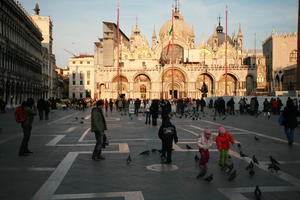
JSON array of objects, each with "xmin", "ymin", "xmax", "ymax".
[{"xmin": 297, "ymin": 0, "xmax": 300, "ymax": 93}]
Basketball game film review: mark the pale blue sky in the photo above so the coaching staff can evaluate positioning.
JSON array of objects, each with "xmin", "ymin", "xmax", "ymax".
[{"xmin": 19, "ymin": 0, "xmax": 298, "ymax": 68}]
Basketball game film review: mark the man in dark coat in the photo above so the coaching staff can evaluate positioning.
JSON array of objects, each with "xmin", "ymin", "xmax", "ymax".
[
  {"xmin": 283, "ymin": 98, "xmax": 299, "ymax": 145},
  {"xmin": 91, "ymin": 100, "xmax": 107, "ymax": 160},
  {"xmin": 158, "ymin": 117, "xmax": 178, "ymax": 164},
  {"xmin": 37, "ymin": 98, "xmax": 44, "ymax": 120}
]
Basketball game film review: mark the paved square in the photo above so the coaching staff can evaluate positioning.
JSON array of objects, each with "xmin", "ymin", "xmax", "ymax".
[{"xmin": 0, "ymin": 108, "xmax": 300, "ymax": 200}]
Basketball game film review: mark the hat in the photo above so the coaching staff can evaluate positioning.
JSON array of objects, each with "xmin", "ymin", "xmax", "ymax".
[
  {"xmin": 204, "ymin": 128, "xmax": 211, "ymax": 135},
  {"xmin": 96, "ymin": 100, "xmax": 104, "ymax": 107},
  {"xmin": 218, "ymin": 126, "xmax": 226, "ymax": 134}
]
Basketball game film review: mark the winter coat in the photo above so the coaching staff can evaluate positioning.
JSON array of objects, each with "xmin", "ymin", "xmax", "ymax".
[
  {"xmin": 283, "ymin": 106, "xmax": 299, "ymax": 129},
  {"xmin": 197, "ymin": 135, "xmax": 213, "ymax": 150},
  {"xmin": 216, "ymin": 132, "xmax": 234, "ymax": 150},
  {"xmin": 158, "ymin": 123, "xmax": 178, "ymax": 149},
  {"xmin": 91, "ymin": 107, "xmax": 107, "ymax": 132},
  {"xmin": 22, "ymin": 106, "xmax": 36, "ymax": 127}
]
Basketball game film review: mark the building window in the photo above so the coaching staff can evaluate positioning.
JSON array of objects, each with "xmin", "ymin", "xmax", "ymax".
[
  {"xmin": 87, "ymin": 81, "xmax": 90, "ymax": 85},
  {"xmin": 73, "ymin": 81, "xmax": 76, "ymax": 85},
  {"xmin": 80, "ymin": 93, "xmax": 83, "ymax": 98},
  {"xmin": 87, "ymin": 71, "xmax": 90, "ymax": 79},
  {"xmin": 72, "ymin": 73, "xmax": 76, "ymax": 79},
  {"xmin": 142, "ymin": 62, "xmax": 146, "ymax": 67},
  {"xmin": 72, "ymin": 93, "xmax": 75, "ymax": 98},
  {"xmin": 80, "ymin": 81, "xmax": 83, "ymax": 85},
  {"xmin": 87, "ymin": 61, "xmax": 90, "ymax": 64},
  {"xmin": 72, "ymin": 61, "xmax": 75, "ymax": 64},
  {"xmin": 80, "ymin": 61, "xmax": 83, "ymax": 64},
  {"xmin": 290, "ymin": 50, "xmax": 297, "ymax": 62},
  {"xmin": 80, "ymin": 71, "xmax": 83, "ymax": 79}
]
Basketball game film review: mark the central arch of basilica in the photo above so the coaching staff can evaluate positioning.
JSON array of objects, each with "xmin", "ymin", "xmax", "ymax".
[{"xmin": 93, "ymin": 4, "xmax": 266, "ymax": 99}]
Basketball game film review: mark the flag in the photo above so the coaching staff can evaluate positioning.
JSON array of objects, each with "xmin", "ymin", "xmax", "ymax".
[{"xmin": 166, "ymin": 26, "xmax": 173, "ymax": 56}]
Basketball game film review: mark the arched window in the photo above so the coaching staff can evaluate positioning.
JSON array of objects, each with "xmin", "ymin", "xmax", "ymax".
[{"xmin": 290, "ymin": 50, "xmax": 297, "ymax": 62}]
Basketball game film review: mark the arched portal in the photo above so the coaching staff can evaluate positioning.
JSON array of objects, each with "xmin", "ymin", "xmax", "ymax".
[
  {"xmin": 112, "ymin": 75, "xmax": 129, "ymax": 98},
  {"xmin": 197, "ymin": 73, "xmax": 214, "ymax": 97},
  {"xmin": 134, "ymin": 74, "xmax": 151, "ymax": 99},
  {"xmin": 162, "ymin": 69, "xmax": 186, "ymax": 99},
  {"xmin": 218, "ymin": 74, "xmax": 238, "ymax": 96}
]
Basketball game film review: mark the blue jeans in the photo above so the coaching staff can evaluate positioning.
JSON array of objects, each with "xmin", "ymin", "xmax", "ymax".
[{"xmin": 284, "ymin": 127, "xmax": 295, "ymax": 143}]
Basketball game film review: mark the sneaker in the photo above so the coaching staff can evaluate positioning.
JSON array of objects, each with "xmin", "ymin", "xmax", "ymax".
[{"xmin": 97, "ymin": 155, "xmax": 106, "ymax": 160}]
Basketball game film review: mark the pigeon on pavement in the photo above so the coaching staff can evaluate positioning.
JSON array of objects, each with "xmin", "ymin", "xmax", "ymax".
[
  {"xmin": 204, "ymin": 174, "xmax": 213, "ymax": 182},
  {"xmin": 254, "ymin": 185, "xmax": 262, "ymax": 200}
]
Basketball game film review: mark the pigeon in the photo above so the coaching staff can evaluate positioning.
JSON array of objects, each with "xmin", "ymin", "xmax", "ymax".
[
  {"xmin": 75, "ymin": 117, "xmax": 78, "ymax": 120},
  {"xmin": 204, "ymin": 174, "xmax": 213, "ymax": 182},
  {"xmin": 252, "ymin": 155, "xmax": 259, "ymax": 165},
  {"xmin": 139, "ymin": 150, "xmax": 150, "ymax": 155},
  {"xmin": 126, "ymin": 155, "xmax": 132, "ymax": 164},
  {"xmin": 186, "ymin": 144, "xmax": 193, "ymax": 149},
  {"xmin": 192, "ymin": 118, "xmax": 195, "ymax": 120},
  {"xmin": 151, "ymin": 148, "xmax": 158, "ymax": 153},
  {"xmin": 254, "ymin": 185, "xmax": 262, "ymax": 200},
  {"xmin": 249, "ymin": 169, "xmax": 255, "ymax": 177},
  {"xmin": 222, "ymin": 116, "xmax": 227, "ymax": 120},
  {"xmin": 228, "ymin": 155, "xmax": 232, "ymax": 159},
  {"xmin": 254, "ymin": 136, "xmax": 259, "ymax": 141},
  {"xmin": 196, "ymin": 168, "xmax": 207, "ymax": 178},
  {"xmin": 130, "ymin": 117, "xmax": 133, "ymax": 120},
  {"xmin": 213, "ymin": 117, "xmax": 216, "ymax": 121},
  {"xmin": 239, "ymin": 151, "xmax": 248, "ymax": 157},
  {"xmin": 228, "ymin": 170, "xmax": 237, "ymax": 181},
  {"xmin": 225, "ymin": 163, "xmax": 234, "ymax": 173},
  {"xmin": 268, "ymin": 163, "xmax": 281, "ymax": 173},
  {"xmin": 158, "ymin": 149, "xmax": 163, "ymax": 154},
  {"xmin": 81, "ymin": 117, "xmax": 84, "ymax": 120},
  {"xmin": 194, "ymin": 155, "xmax": 199, "ymax": 162},
  {"xmin": 80, "ymin": 121, "xmax": 84, "ymax": 124},
  {"xmin": 245, "ymin": 161, "xmax": 254, "ymax": 170},
  {"xmin": 270, "ymin": 156, "xmax": 280, "ymax": 165},
  {"xmin": 237, "ymin": 143, "xmax": 242, "ymax": 149}
]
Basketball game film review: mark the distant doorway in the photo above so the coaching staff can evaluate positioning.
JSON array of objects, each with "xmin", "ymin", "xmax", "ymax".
[{"xmin": 169, "ymin": 90, "xmax": 178, "ymax": 99}]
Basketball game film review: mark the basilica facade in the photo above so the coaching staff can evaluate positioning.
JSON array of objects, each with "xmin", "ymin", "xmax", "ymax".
[{"xmin": 76, "ymin": 8, "xmax": 267, "ymax": 100}]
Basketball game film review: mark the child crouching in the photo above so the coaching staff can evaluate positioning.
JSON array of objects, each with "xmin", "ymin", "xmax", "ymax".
[{"xmin": 197, "ymin": 128, "xmax": 213, "ymax": 177}]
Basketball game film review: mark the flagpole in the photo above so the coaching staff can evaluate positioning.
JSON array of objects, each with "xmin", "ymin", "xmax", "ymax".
[
  {"xmin": 225, "ymin": 5, "xmax": 228, "ymax": 96},
  {"xmin": 171, "ymin": 5, "xmax": 175, "ymax": 99},
  {"xmin": 117, "ymin": 1, "xmax": 120, "ymax": 98}
]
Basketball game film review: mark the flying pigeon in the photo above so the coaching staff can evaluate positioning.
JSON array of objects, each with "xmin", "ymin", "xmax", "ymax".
[
  {"xmin": 139, "ymin": 150, "xmax": 150, "ymax": 155},
  {"xmin": 249, "ymin": 169, "xmax": 255, "ymax": 177},
  {"xmin": 186, "ymin": 144, "xmax": 193, "ymax": 149},
  {"xmin": 245, "ymin": 161, "xmax": 254, "ymax": 171},
  {"xmin": 254, "ymin": 185, "xmax": 262, "ymax": 200},
  {"xmin": 194, "ymin": 155, "xmax": 199, "ymax": 162},
  {"xmin": 228, "ymin": 170, "xmax": 237, "ymax": 181},
  {"xmin": 126, "ymin": 155, "xmax": 132, "ymax": 164},
  {"xmin": 196, "ymin": 168, "xmax": 207, "ymax": 178},
  {"xmin": 254, "ymin": 136, "xmax": 259, "ymax": 141},
  {"xmin": 252, "ymin": 155, "xmax": 259, "ymax": 165},
  {"xmin": 204, "ymin": 174, "xmax": 213, "ymax": 182},
  {"xmin": 270, "ymin": 156, "xmax": 280, "ymax": 165}
]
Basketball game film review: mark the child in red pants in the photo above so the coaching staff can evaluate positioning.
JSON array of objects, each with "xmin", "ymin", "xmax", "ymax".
[
  {"xmin": 197, "ymin": 128, "xmax": 213, "ymax": 177},
  {"xmin": 216, "ymin": 126, "xmax": 234, "ymax": 169}
]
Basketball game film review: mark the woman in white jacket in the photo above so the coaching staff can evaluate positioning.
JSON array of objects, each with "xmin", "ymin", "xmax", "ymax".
[{"xmin": 197, "ymin": 128, "xmax": 213, "ymax": 177}]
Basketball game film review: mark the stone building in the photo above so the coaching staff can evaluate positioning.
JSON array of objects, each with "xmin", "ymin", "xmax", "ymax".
[
  {"xmin": 30, "ymin": 3, "xmax": 56, "ymax": 99},
  {"xmin": 91, "ymin": 7, "xmax": 266, "ymax": 100},
  {"xmin": 68, "ymin": 55, "xmax": 95, "ymax": 99},
  {"xmin": 263, "ymin": 31, "xmax": 297, "ymax": 94},
  {"xmin": 0, "ymin": 0, "xmax": 43, "ymax": 107}
]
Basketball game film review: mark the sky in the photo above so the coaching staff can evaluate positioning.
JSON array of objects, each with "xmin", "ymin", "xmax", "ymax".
[{"xmin": 18, "ymin": 0, "xmax": 298, "ymax": 68}]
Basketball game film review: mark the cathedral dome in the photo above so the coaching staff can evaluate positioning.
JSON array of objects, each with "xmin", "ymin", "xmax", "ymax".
[
  {"xmin": 159, "ymin": 12, "xmax": 194, "ymax": 43},
  {"xmin": 207, "ymin": 25, "xmax": 234, "ymax": 47}
]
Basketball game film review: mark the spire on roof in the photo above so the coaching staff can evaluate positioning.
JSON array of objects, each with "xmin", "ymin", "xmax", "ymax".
[
  {"xmin": 238, "ymin": 24, "xmax": 243, "ymax": 36},
  {"xmin": 33, "ymin": 2, "xmax": 40, "ymax": 15},
  {"xmin": 175, "ymin": 0, "xmax": 180, "ymax": 13},
  {"xmin": 152, "ymin": 26, "xmax": 157, "ymax": 39}
]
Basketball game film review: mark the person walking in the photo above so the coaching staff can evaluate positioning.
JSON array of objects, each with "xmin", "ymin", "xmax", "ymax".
[
  {"xmin": 91, "ymin": 100, "xmax": 107, "ymax": 161},
  {"xmin": 197, "ymin": 128, "xmax": 213, "ymax": 176},
  {"xmin": 44, "ymin": 99, "xmax": 51, "ymax": 120},
  {"xmin": 216, "ymin": 126, "xmax": 235, "ymax": 169},
  {"xmin": 158, "ymin": 116, "xmax": 178, "ymax": 164},
  {"xmin": 37, "ymin": 98, "xmax": 44, "ymax": 120},
  {"xmin": 282, "ymin": 98, "xmax": 299, "ymax": 145},
  {"xmin": 18, "ymin": 99, "xmax": 36, "ymax": 156},
  {"xmin": 145, "ymin": 100, "xmax": 152, "ymax": 124}
]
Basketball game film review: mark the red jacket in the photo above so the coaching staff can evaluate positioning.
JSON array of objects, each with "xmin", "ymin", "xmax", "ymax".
[{"xmin": 216, "ymin": 132, "xmax": 234, "ymax": 150}]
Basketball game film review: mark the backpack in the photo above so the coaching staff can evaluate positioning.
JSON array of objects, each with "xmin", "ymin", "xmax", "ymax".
[{"xmin": 15, "ymin": 106, "xmax": 26, "ymax": 123}]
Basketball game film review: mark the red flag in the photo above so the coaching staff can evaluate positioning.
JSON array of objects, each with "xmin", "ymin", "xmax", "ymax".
[{"xmin": 166, "ymin": 41, "xmax": 171, "ymax": 56}]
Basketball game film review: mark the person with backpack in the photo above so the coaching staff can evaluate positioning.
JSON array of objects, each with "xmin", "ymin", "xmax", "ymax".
[
  {"xmin": 158, "ymin": 116, "xmax": 178, "ymax": 164},
  {"xmin": 282, "ymin": 98, "xmax": 299, "ymax": 145},
  {"xmin": 17, "ymin": 99, "xmax": 36, "ymax": 156}
]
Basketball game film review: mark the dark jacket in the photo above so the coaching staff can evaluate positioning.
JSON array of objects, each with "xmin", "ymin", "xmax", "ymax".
[
  {"xmin": 91, "ymin": 107, "xmax": 107, "ymax": 132},
  {"xmin": 158, "ymin": 122, "xmax": 178, "ymax": 148},
  {"xmin": 283, "ymin": 106, "xmax": 299, "ymax": 129},
  {"xmin": 22, "ymin": 106, "xmax": 36, "ymax": 127}
]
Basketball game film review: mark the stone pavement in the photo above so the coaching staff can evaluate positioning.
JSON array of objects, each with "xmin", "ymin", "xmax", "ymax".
[{"xmin": 0, "ymin": 108, "xmax": 300, "ymax": 200}]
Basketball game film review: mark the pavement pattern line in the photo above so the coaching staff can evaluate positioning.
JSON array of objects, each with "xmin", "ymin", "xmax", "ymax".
[
  {"xmin": 51, "ymin": 191, "xmax": 145, "ymax": 200},
  {"xmin": 218, "ymin": 186, "xmax": 300, "ymax": 200},
  {"xmin": 78, "ymin": 128, "xmax": 91, "ymax": 142},
  {"xmin": 0, "ymin": 167, "xmax": 55, "ymax": 171},
  {"xmin": 47, "ymin": 113, "xmax": 77, "ymax": 126},
  {"xmin": 46, "ymin": 135, "xmax": 66, "ymax": 146},
  {"xmin": 200, "ymin": 119, "xmax": 300, "ymax": 146}
]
